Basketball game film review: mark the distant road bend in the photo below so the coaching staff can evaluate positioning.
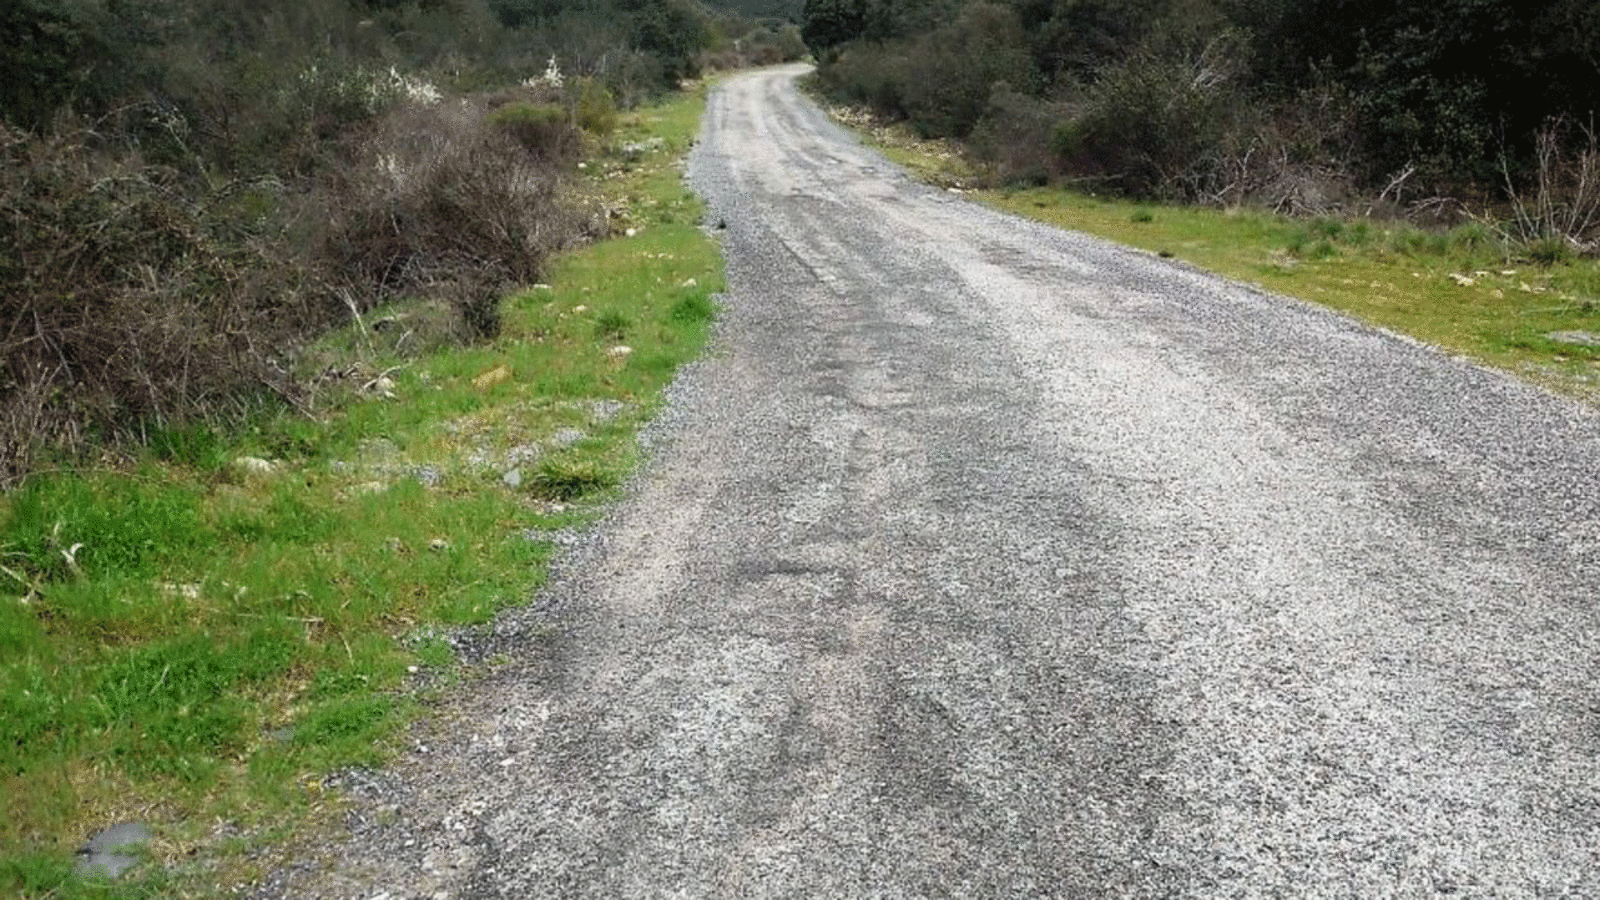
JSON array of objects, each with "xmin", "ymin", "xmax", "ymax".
[{"xmin": 261, "ymin": 64, "xmax": 1600, "ymax": 898}]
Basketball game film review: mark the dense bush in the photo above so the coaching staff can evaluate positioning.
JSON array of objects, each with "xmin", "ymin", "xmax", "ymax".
[
  {"xmin": 321, "ymin": 99, "xmax": 587, "ymax": 341},
  {"xmin": 808, "ymin": 0, "xmax": 1600, "ymax": 222},
  {"xmin": 0, "ymin": 123, "xmax": 316, "ymax": 473},
  {"xmin": 489, "ymin": 101, "xmax": 584, "ymax": 160},
  {"xmin": 899, "ymin": 3, "xmax": 1035, "ymax": 139},
  {"xmin": 1052, "ymin": 32, "xmax": 1250, "ymax": 199},
  {"xmin": 969, "ymin": 83, "xmax": 1061, "ymax": 185},
  {"xmin": 816, "ymin": 3, "xmax": 1033, "ymax": 139}
]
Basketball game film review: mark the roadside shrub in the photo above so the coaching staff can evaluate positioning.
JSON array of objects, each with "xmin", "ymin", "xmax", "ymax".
[
  {"xmin": 1191, "ymin": 80, "xmax": 1370, "ymax": 215},
  {"xmin": 319, "ymin": 99, "xmax": 587, "ymax": 341},
  {"xmin": 488, "ymin": 101, "xmax": 582, "ymax": 161},
  {"xmin": 1054, "ymin": 31, "xmax": 1249, "ymax": 199},
  {"xmin": 899, "ymin": 3, "xmax": 1036, "ymax": 139},
  {"xmin": 820, "ymin": 42, "xmax": 910, "ymax": 120},
  {"xmin": 568, "ymin": 77, "xmax": 618, "ymax": 137},
  {"xmin": 969, "ymin": 82, "xmax": 1061, "ymax": 185},
  {"xmin": 1502, "ymin": 116, "xmax": 1600, "ymax": 257},
  {"xmin": 0, "ymin": 122, "xmax": 313, "ymax": 479}
]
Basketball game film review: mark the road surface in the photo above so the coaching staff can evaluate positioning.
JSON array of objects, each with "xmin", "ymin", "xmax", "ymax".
[{"xmin": 257, "ymin": 64, "xmax": 1600, "ymax": 898}]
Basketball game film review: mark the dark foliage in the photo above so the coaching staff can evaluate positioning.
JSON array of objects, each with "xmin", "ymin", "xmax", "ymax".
[{"xmin": 807, "ymin": 0, "xmax": 1600, "ymax": 218}]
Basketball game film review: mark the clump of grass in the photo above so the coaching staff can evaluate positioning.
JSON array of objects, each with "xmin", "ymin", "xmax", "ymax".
[
  {"xmin": 1525, "ymin": 235, "xmax": 1575, "ymax": 267},
  {"xmin": 527, "ymin": 457, "xmax": 622, "ymax": 501},
  {"xmin": 1286, "ymin": 226, "xmax": 1340, "ymax": 260},
  {"xmin": 668, "ymin": 290, "xmax": 716, "ymax": 324},
  {"xmin": 1448, "ymin": 221, "xmax": 1502, "ymax": 256},
  {"xmin": 1309, "ymin": 216, "xmax": 1344, "ymax": 240},
  {"xmin": 1130, "ymin": 209, "xmax": 1154, "ymax": 223},
  {"xmin": 594, "ymin": 310, "xmax": 632, "ymax": 339}
]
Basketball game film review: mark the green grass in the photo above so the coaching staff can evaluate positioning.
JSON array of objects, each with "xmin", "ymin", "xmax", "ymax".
[
  {"xmin": 984, "ymin": 185, "xmax": 1600, "ymax": 395},
  {"xmin": 0, "ymin": 84, "xmax": 723, "ymax": 898}
]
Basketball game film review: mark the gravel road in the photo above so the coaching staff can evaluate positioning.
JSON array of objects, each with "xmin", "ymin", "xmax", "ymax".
[{"xmin": 255, "ymin": 64, "xmax": 1600, "ymax": 898}]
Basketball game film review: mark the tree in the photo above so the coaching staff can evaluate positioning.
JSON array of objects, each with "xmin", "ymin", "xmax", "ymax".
[{"xmin": 801, "ymin": 0, "xmax": 867, "ymax": 61}]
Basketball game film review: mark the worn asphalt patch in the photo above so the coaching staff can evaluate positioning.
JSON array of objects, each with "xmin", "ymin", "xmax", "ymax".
[{"xmin": 250, "ymin": 65, "xmax": 1600, "ymax": 898}]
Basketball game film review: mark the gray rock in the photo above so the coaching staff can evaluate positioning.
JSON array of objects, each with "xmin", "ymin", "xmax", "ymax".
[
  {"xmin": 502, "ymin": 468, "xmax": 523, "ymax": 489},
  {"xmin": 1546, "ymin": 330, "xmax": 1600, "ymax": 346},
  {"xmin": 232, "ymin": 456, "xmax": 279, "ymax": 476},
  {"xmin": 77, "ymin": 822, "xmax": 152, "ymax": 880}
]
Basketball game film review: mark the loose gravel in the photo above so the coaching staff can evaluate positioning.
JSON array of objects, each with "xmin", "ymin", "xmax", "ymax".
[{"xmin": 249, "ymin": 65, "xmax": 1600, "ymax": 899}]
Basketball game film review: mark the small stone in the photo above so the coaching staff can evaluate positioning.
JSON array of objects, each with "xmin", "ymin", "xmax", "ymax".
[
  {"xmin": 502, "ymin": 468, "xmax": 523, "ymax": 489},
  {"xmin": 429, "ymin": 539, "xmax": 450, "ymax": 552},
  {"xmin": 1546, "ymin": 331, "xmax": 1600, "ymax": 347},
  {"xmin": 233, "ymin": 456, "xmax": 278, "ymax": 476},
  {"xmin": 77, "ymin": 822, "xmax": 152, "ymax": 880},
  {"xmin": 472, "ymin": 365, "xmax": 512, "ymax": 390},
  {"xmin": 607, "ymin": 345, "xmax": 633, "ymax": 359}
]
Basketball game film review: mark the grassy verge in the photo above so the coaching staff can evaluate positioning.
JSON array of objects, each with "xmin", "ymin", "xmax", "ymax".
[
  {"xmin": 814, "ymin": 93, "xmax": 1600, "ymax": 401},
  {"xmin": 0, "ymin": 86, "xmax": 722, "ymax": 898}
]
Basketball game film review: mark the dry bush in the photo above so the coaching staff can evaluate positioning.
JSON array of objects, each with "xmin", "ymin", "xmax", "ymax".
[
  {"xmin": 1159, "ymin": 79, "xmax": 1362, "ymax": 215},
  {"xmin": 317, "ymin": 99, "xmax": 588, "ymax": 340},
  {"xmin": 0, "ymin": 88, "xmax": 592, "ymax": 479},
  {"xmin": 487, "ymin": 101, "xmax": 583, "ymax": 162},
  {"xmin": 969, "ymin": 83, "xmax": 1063, "ymax": 186},
  {"xmin": 0, "ymin": 121, "xmax": 314, "ymax": 479},
  {"xmin": 1502, "ymin": 116, "xmax": 1600, "ymax": 256}
]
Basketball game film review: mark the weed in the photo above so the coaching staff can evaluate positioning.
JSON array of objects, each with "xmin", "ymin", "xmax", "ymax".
[
  {"xmin": 595, "ymin": 310, "xmax": 632, "ymax": 339},
  {"xmin": 1449, "ymin": 221, "xmax": 1502, "ymax": 256},
  {"xmin": 148, "ymin": 424, "xmax": 231, "ymax": 472},
  {"xmin": 1131, "ymin": 209, "xmax": 1155, "ymax": 223},
  {"xmin": 1526, "ymin": 236, "xmax": 1575, "ymax": 266},
  {"xmin": 528, "ymin": 457, "xmax": 622, "ymax": 501},
  {"xmin": 669, "ymin": 291, "xmax": 717, "ymax": 324},
  {"xmin": 1310, "ymin": 217, "xmax": 1344, "ymax": 240}
]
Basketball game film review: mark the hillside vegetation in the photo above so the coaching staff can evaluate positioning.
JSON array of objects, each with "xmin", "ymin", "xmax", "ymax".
[
  {"xmin": 1, "ymin": 0, "xmax": 803, "ymax": 481},
  {"xmin": 804, "ymin": 0, "xmax": 1600, "ymax": 259}
]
